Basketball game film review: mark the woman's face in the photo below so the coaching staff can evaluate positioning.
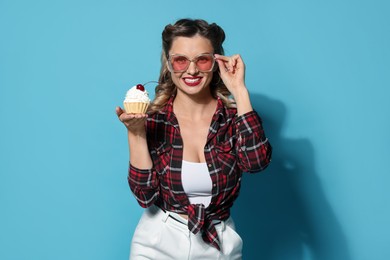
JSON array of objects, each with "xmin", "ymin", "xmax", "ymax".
[{"xmin": 168, "ymin": 35, "xmax": 215, "ymax": 98}]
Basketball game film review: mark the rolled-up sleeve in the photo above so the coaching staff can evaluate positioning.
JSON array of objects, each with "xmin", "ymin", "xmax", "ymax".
[
  {"xmin": 234, "ymin": 110, "xmax": 272, "ymax": 172},
  {"xmin": 128, "ymin": 163, "xmax": 159, "ymax": 207}
]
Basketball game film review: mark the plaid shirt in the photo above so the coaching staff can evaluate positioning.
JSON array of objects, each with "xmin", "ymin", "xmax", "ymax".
[{"xmin": 128, "ymin": 96, "xmax": 272, "ymax": 250}]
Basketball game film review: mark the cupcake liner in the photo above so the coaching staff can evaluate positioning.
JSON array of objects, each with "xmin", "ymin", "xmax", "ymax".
[{"xmin": 123, "ymin": 102, "xmax": 149, "ymax": 114}]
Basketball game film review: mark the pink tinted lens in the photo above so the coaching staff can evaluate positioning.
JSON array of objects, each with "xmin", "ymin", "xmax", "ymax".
[
  {"xmin": 171, "ymin": 56, "xmax": 190, "ymax": 71},
  {"xmin": 195, "ymin": 55, "xmax": 213, "ymax": 71}
]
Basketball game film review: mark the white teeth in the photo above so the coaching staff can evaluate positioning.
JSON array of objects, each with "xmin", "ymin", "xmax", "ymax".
[{"xmin": 184, "ymin": 78, "xmax": 201, "ymax": 83}]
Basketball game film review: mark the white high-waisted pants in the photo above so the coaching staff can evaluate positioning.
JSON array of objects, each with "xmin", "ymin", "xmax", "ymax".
[{"xmin": 129, "ymin": 205, "xmax": 243, "ymax": 260}]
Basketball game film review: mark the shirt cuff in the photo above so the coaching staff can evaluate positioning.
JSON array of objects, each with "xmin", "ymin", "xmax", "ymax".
[
  {"xmin": 235, "ymin": 110, "xmax": 263, "ymax": 135},
  {"xmin": 128, "ymin": 163, "xmax": 158, "ymax": 188}
]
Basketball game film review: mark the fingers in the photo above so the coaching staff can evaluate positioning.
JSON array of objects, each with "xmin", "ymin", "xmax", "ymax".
[
  {"xmin": 214, "ymin": 54, "xmax": 230, "ymax": 62},
  {"xmin": 116, "ymin": 106, "xmax": 124, "ymax": 117},
  {"xmin": 215, "ymin": 58, "xmax": 228, "ymax": 76},
  {"xmin": 214, "ymin": 54, "xmax": 243, "ymax": 73},
  {"xmin": 116, "ymin": 106, "xmax": 125, "ymax": 122},
  {"xmin": 120, "ymin": 112, "xmax": 148, "ymax": 122},
  {"xmin": 214, "ymin": 54, "xmax": 230, "ymax": 72}
]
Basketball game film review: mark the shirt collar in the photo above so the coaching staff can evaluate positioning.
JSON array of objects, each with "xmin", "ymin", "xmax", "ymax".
[{"xmin": 157, "ymin": 95, "xmax": 232, "ymax": 121}]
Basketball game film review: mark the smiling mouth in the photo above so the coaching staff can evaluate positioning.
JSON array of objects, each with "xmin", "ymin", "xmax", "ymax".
[{"xmin": 183, "ymin": 77, "xmax": 202, "ymax": 86}]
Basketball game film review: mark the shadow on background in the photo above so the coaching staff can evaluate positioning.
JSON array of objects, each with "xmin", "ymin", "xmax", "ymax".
[{"xmin": 232, "ymin": 94, "xmax": 351, "ymax": 260}]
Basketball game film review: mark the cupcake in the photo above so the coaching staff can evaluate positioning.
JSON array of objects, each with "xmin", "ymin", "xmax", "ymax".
[{"xmin": 123, "ymin": 84, "xmax": 150, "ymax": 114}]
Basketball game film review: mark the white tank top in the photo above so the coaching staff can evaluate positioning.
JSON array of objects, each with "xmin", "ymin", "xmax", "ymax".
[{"xmin": 181, "ymin": 160, "xmax": 212, "ymax": 207}]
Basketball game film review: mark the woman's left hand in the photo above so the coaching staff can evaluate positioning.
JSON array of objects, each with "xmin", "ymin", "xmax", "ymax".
[{"xmin": 214, "ymin": 54, "xmax": 247, "ymax": 96}]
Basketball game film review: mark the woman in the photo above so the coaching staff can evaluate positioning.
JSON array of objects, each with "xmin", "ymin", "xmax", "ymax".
[{"xmin": 116, "ymin": 19, "xmax": 272, "ymax": 260}]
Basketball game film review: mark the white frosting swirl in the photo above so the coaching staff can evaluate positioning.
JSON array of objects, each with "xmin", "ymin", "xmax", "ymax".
[{"xmin": 124, "ymin": 85, "xmax": 150, "ymax": 103}]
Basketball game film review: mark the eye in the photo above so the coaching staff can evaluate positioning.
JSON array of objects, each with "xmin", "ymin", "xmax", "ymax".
[
  {"xmin": 173, "ymin": 56, "xmax": 188, "ymax": 64},
  {"xmin": 197, "ymin": 56, "xmax": 211, "ymax": 64}
]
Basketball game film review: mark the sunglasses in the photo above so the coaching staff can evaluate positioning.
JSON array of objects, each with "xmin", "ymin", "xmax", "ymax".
[{"xmin": 167, "ymin": 53, "xmax": 216, "ymax": 73}]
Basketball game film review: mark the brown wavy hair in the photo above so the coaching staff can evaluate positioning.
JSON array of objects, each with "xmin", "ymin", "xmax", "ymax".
[{"xmin": 148, "ymin": 18, "xmax": 234, "ymax": 113}]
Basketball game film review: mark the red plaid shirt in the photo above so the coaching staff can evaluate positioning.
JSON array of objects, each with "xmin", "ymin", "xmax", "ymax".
[{"xmin": 128, "ymin": 96, "xmax": 272, "ymax": 250}]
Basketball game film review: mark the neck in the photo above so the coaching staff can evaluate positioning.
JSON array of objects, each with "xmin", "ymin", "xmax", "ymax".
[{"xmin": 173, "ymin": 92, "xmax": 217, "ymax": 119}]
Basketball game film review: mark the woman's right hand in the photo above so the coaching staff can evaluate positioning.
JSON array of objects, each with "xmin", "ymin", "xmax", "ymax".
[{"xmin": 115, "ymin": 106, "xmax": 147, "ymax": 135}]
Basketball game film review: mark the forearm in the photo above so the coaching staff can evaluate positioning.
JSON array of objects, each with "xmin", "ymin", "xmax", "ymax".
[
  {"xmin": 232, "ymin": 86, "xmax": 253, "ymax": 116},
  {"xmin": 128, "ymin": 131, "xmax": 153, "ymax": 169},
  {"xmin": 127, "ymin": 131, "xmax": 159, "ymax": 206},
  {"xmin": 128, "ymin": 164, "xmax": 159, "ymax": 208},
  {"xmin": 235, "ymin": 111, "xmax": 272, "ymax": 172}
]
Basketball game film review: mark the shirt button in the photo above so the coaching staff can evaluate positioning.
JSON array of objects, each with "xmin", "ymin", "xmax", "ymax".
[
  {"xmin": 237, "ymin": 122, "xmax": 241, "ymax": 126},
  {"xmin": 208, "ymin": 164, "xmax": 212, "ymax": 168},
  {"xmin": 213, "ymin": 184, "xmax": 216, "ymax": 187}
]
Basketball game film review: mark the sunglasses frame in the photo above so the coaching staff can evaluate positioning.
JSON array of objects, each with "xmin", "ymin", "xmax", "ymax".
[{"xmin": 167, "ymin": 53, "xmax": 217, "ymax": 73}]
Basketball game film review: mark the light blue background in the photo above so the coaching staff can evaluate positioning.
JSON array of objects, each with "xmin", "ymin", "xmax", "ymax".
[{"xmin": 1, "ymin": 0, "xmax": 389, "ymax": 259}]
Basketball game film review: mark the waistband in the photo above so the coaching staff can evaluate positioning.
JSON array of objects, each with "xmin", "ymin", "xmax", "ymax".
[
  {"xmin": 156, "ymin": 205, "xmax": 224, "ymax": 230},
  {"xmin": 158, "ymin": 206, "xmax": 188, "ymax": 225}
]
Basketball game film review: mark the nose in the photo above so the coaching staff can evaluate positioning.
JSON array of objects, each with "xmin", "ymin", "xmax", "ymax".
[{"xmin": 186, "ymin": 60, "xmax": 198, "ymax": 75}]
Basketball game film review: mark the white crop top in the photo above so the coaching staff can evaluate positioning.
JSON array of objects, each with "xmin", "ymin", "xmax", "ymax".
[{"xmin": 181, "ymin": 160, "xmax": 212, "ymax": 207}]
